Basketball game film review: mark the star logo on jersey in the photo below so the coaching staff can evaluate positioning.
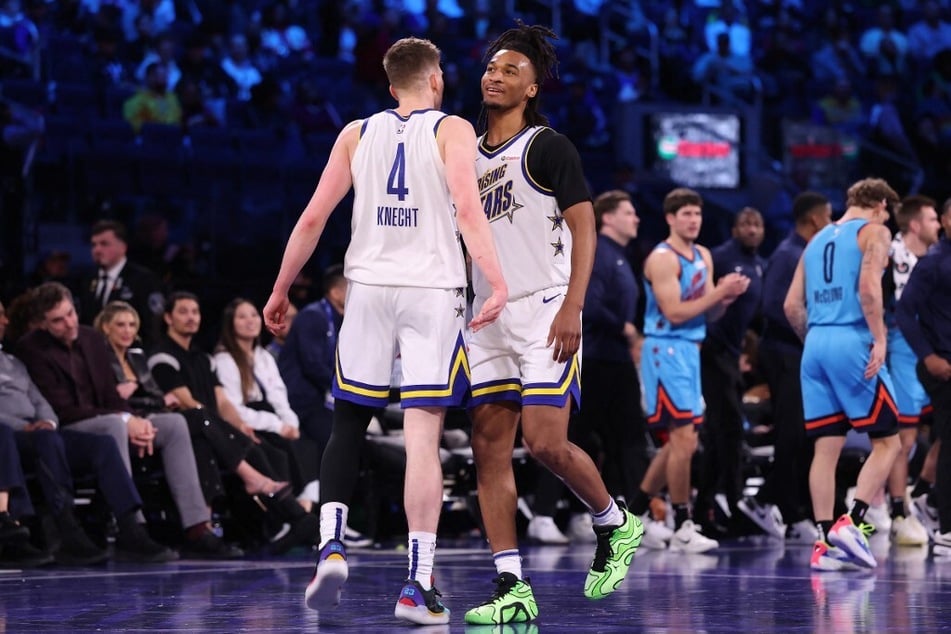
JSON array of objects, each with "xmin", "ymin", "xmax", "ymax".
[
  {"xmin": 454, "ymin": 304, "xmax": 466, "ymax": 318},
  {"xmin": 454, "ymin": 287, "xmax": 465, "ymax": 297},
  {"xmin": 548, "ymin": 215, "xmax": 564, "ymax": 231},
  {"xmin": 551, "ymin": 237, "xmax": 565, "ymax": 256}
]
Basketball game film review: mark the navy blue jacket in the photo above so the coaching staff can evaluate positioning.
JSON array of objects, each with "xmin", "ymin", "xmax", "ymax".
[
  {"xmin": 760, "ymin": 230, "xmax": 807, "ymax": 351},
  {"xmin": 896, "ymin": 238, "xmax": 951, "ymax": 362},
  {"xmin": 583, "ymin": 234, "xmax": 639, "ymax": 363},
  {"xmin": 707, "ymin": 238, "xmax": 764, "ymax": 356},
  {"xmin": 279, "ymin": 299, "xmax": 341, "ymax": 414}
]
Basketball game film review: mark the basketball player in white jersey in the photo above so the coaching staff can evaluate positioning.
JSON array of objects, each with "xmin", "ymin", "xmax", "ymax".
[
  {"xmin": 263, "ymin": 37, "xmax": 507, "ymax": 625},
  {"xmin": 464, "ymin": 23, "xmax": 644, "ymax": 627}
]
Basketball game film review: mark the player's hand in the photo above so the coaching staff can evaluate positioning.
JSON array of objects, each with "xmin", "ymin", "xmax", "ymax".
[
  {"xmin": 547, "ymin": 303, "xmax": 581, "ymax": 363},
  {"xmin": 865, "ymin": 338, "xmax": 887, "ymax": 379},
  {"xmin": 469, "ymin": 287, "xmax": 507, "ymax": 333},
  {"xmin": 279, "ymin": 424, "xmax": 300, "ymax": 440},
  {"xmin": 924, "ymin": 353, "xmax": 951, "ymax": 381},
  {"xmin": 263, "ymin": 292, "xmax": 291, "ymax": 337},
  {"xmin": 717, "ymin": 273, "xmax": 751, "ymax": 303}
]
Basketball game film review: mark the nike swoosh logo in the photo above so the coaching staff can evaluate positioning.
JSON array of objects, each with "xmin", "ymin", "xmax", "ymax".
[{"xmin": 542, "ymin": 294, "xmax": 562, "ymax": 304}]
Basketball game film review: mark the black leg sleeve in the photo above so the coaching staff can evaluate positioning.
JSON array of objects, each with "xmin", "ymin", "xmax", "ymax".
[{"xmin": 319, "ymin": 399, "xmax": 375, "ymax": 505}]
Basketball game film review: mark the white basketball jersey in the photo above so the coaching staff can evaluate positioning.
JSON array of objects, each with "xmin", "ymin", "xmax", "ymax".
[
  {"xmin": 472, "ymin": 126, "xmax": 571, "ymax": 300},
  {"xmin": 346, "ymin": 109, "xmax": 466, "ymax": 289},
  {"xmin": 890, "ymin": 233, "xmax": 917, "ymax": 301}
]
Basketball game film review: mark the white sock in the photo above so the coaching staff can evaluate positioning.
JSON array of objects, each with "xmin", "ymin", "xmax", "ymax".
[
  {"xmin": 408, "ymin": 531, "xmax": 436, "ymax": 589},
  {"xmin": 592, "ymin": 499, "xmax": 624, "ymax": 527},
  {"xmin": 319, "ymin": 502, "xmax": 348, "ymax": 548},
  {"xmin": 493, "ymin": 549, "xmax": 522, "ymax": 579}
]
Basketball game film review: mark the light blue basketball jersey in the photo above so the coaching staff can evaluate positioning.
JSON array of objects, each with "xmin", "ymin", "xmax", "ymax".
[
  {"xmin": 804, "ymin": 219, "xmax": 867, "ymax": 328},
  {"xmin": 643, "ymin": 242, "xmax": 708, "ymax": 343}
]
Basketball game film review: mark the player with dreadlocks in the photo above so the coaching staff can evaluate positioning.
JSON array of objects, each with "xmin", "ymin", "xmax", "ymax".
[{"xmin": 464, "ymin": 22, "xmax": 644, "ymax": 625}]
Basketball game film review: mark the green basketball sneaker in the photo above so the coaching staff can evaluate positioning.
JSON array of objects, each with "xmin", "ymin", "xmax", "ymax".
[
  {"xmin": 584, "ymin": 507, "xmax": 644, "ymax": 600},
  {"xmin": 464, "ymin": 572, "xmax": 539, "ymax": 625}
]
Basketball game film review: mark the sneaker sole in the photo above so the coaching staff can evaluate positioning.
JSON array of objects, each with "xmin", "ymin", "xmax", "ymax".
[
  {"xmin": 737, "ymin": 500, "xmax": 785, "ymax": 539},
  {"xmin": 304, "ymin": 560, "xmax": 348, "ymax": 610},
  {"xmin": 583, "ymin": 515, "xmax": 645, "ymax": 599},
  {"xmin": 394, "ymin": 602, "xmax": 450, "ymax": 625}
]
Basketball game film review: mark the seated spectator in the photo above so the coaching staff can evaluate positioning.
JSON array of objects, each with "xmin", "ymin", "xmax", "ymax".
[
  {"xmin": 812, "ymin": 77, "xmax": 865, "ymax": 135},
  {"xmin": 258, "ymin": 1, "xmax": 313, "ymax": 60},
  {"xmin": 704, "ymin": 1, "xmax": 751, "ymax": 57},
  {"xmin": 214, "ymin": 298, "xmax": 321, "ymax": 509},
  {"xmin": 88, "ymin": 24, "xmax": 131, "ymax": 88},
  {"xmin": 95, "ymin": 299, "xmax": 293, "ymax": 524},
  {"xmin": 860, "ymin": 5, "xmax": 908, "ymax": 77},
  {"xmin": 148, "ymin": 292, "xmax": 317, "ymax": 553},
  {"xmin": 692, "ymin": 31, "xmax": 756, "ymax": 102},
  {"xmin": 0, "ymin": 422, "xmax": 54, "ymax": 567},
  {"xmin": 177, "ymin": 31, "xmax": 236, "ymax": 113},
  {"xmin": 16, "ymin": 282, "xmax": 220, "ymax": 562},
  {"xmin": 91, "ymin": 301, "xmax": 244, "ymax": 558},
  {"xmin": 811, "ymin": 24, "xmax": 867, "ymax": 87},
  {"xmin": 291, "ymin": 79, "xmax": 343, "ymax": 136},
  {"xmin": 221, "ymin": 33, "xmax": 262, "ymax": 102},
  {"xmin": 177, "ymin": 77, "xmax": 222, "ymax": 132},
  {"xmin": 134, "ymin": 32, "xmax": 180, "ymax": 91},
  {"xmin": 120, "ymin": 0, "xmax": 174, "ymax": 44},
  {"xmin": 122, "ymin": 61, "xmax": 182, "ymax": 134},
  {"xmin": 907, "ymin": 1, "xmax": 951, "ymax": 65},
  {"xmin": 2, "ymin": 296, "xmax": 174, "ymax": 564}
]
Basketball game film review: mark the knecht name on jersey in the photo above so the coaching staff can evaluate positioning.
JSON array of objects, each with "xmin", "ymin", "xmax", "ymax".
[{"xmin": 377, "ymin": 206, "xmax": 419, "ymax": 227}]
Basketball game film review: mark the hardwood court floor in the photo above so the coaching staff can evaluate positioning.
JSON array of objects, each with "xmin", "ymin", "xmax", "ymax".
[{"xmin": 2, "ymin": 535, "xmax": 950, "ymax": 632}]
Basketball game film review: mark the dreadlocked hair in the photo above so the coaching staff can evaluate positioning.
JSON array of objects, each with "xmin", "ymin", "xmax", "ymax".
[{"xmin": 481, "ymin": 20, "xmax": 559, "ymax": 129}]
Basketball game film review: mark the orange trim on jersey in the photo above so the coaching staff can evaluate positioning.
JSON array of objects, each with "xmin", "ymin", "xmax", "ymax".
[
  {"xmin": 804, "ymin": 412, "xmax": 848, "ymax": 431},
  {"xmin": 647, "ymin": 385, "xmax": 695, "ymax": 424},
  {"xmin": 851, "ymin": 381, "xmax": 898, "ymax": 428},
  {"xmin": 692, "ymin": 416, "xmax": 703, "ymax": 425},
  {"xmin": 921, "ymin": 404, "xmax": 934, "ymax": 416},
  {"xmin": 897, "ymin": 414, "xmax": 920, "ymax": 425}
]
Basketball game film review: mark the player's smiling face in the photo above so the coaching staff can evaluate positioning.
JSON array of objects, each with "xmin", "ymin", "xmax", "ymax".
[{"xmin": 482, "ymin": 49, "xmax": 538, "ymax": 111}]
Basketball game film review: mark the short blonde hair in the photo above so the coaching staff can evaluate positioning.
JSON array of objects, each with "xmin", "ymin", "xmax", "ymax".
[
  {"xmin": 383, "ymin": 37, "xmax": 441, "ymax": 90},
  {"xmin": 93, "ymin": 300, "xmax": 140, "ymax": 334}
]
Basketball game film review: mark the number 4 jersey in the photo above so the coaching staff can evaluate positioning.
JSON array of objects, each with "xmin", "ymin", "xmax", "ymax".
[{"xmin": 346, "ymin": 109, "xmax": 467, "ymax": 289}]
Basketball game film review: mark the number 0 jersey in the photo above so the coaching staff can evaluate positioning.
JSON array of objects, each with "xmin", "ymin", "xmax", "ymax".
[
  {"xmin": 346, "ymin": 108, "xmax": 467, "ymax": 289},
  {"xmin": 804, "ymin": 219, "xmax": 867, "ymax": 328}
]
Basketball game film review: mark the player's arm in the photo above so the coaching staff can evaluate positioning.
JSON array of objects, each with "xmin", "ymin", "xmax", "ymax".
[
  {"xmin": 647, "ymin": 248, "xmax": 734, "ymax": 325},
  {"xmin": 783, "ymin": 255, "xmax": 807, "ymax": 341},
  {"xmin": 858, "ymin": 224, "xmax": 890, "ymax": 345},
  {"xmin": 561, "ymin": 201, "xmax": 596, "ymax": 318},
  {"xmin": 858, "ymin": 223, "xmax": 891, "ymax": 378},
  {"xmin": 264, "ymin": 120, "xmax": 362, "ymax": 335},
  {"xmin": 440, "ymin": 115, "xmax": 507, "ymax": 331}
]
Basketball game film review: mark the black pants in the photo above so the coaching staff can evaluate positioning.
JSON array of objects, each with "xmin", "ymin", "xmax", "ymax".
[
  {"xmin": 697, "ymin": 342, "xmax": 745, "ymax": 515},
  {"xmin": 534, "ymin": 358, "xmax": 649, "ymax": 516},
  {"xmin": 755, "ymin": 339, "xmax": 813, "ymax": 523},
  {"xmin": 0, "ymin": 424, "xmax": 32, "ymax": 518},
  {"xmin": 917, "ymin": 361, "xmax": 951, "ymax": 532},
  {"xmin": 180, "ymin": 408, "xmax": 287, "ymax": 503},
  {"xmin": 16, "ymin": 429, "xmax": 142, "ymax": 518}
]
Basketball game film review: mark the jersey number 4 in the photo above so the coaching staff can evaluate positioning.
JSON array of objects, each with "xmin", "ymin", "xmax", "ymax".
[{"xmin": 387, "ymin": 142, "xmax": 409, "ymax": 201}]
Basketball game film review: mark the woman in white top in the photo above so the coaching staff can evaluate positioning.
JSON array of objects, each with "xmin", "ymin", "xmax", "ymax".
[{"xmin": 214, "ymin": 298, "xmax": 320, "ymax": 508}]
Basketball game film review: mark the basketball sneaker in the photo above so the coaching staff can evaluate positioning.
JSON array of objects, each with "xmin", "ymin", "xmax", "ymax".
[
  {"xmin": 527, "ymin": 516, "xmax": 569, "ymax": 545},
  {"xmin": 304, "ymin": 539, "xmax": 348, "ymax": 610},
  {"xmin": 464, "ymin": 572, "xmax": 538, "ymax": 625},
  {"xmin": 891, "ymin": 515, "xmax": 928, "ymax": 546},
  {"xmin": 786, "ymin": 520, "xmax": 820, "ymax": 545},
  {"xmin": 738, "ymin": 496, "xmax": 786, "ymax": 539},
  {"xmin": 828, "ymin": 515, "xmax": 876, "ymax": 568},
  {"xmin": 810, "ymin": 540, "xmax": 864, "ymax": 571},
  {"xmin": 863, "ymin": 503, "xmax": 891, "ymax": 536},
  {"xmin": 933, "ymin": 531, "xmax": 951, "ymax": 557},
  {"xmin": 567, "ymin": 513, "xmax": 597, "ymax": 544},
  {"xmin": 584, "ymin": 508, "xmax": 644, "ymax": 599},
  {"xmin": 639, "ymin": 515, "xmax": 672, "ymax": 550},
  {"xmin": 668, "ymin": 520, "xmax": 718, "ymax": 554},
  {"xmin": 910, "ymin": 494, "xmax": 940, "ymax": 537},
  {"xmin": 393, "ymin": 578, "xmax": 449, "ymax": 625}
]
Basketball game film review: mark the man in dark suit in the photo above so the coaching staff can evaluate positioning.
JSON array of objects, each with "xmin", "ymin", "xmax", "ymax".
[{"xmin": 78, "ymin": 220, "xmax": 164, "ymax": 346}]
